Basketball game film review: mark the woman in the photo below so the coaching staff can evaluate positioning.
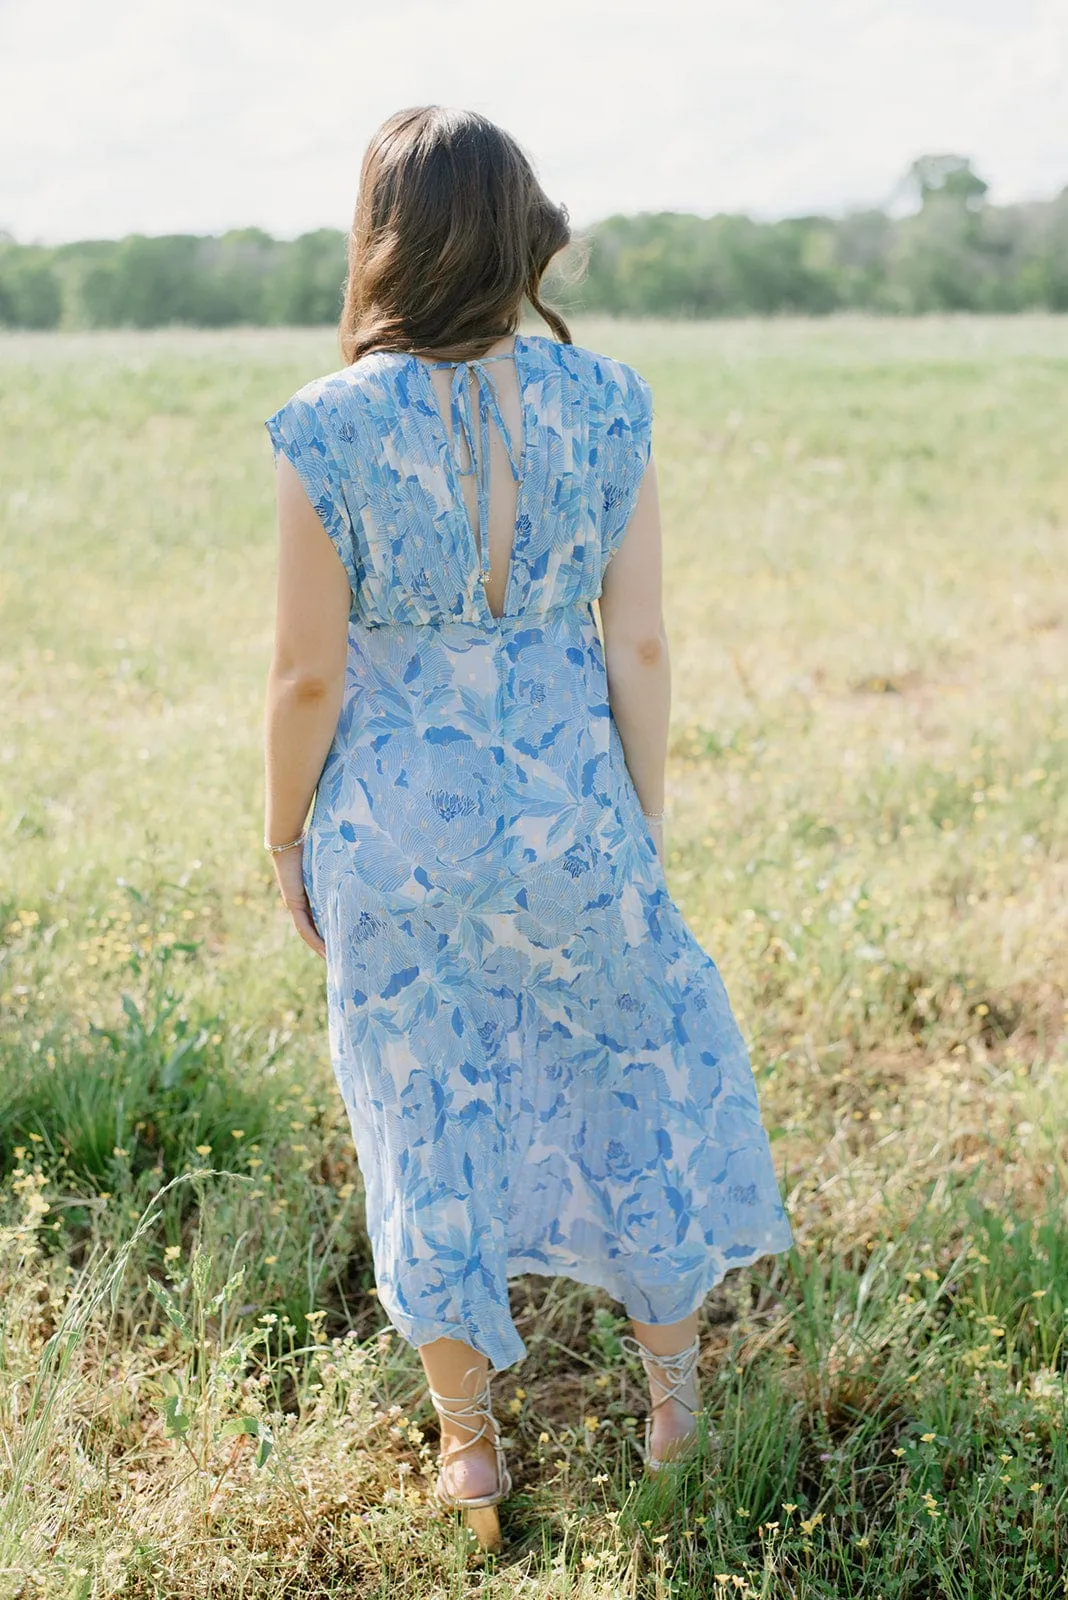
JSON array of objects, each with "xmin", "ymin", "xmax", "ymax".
[{"xmin": 263, "ymin": 105, "xmax": 793, "ymax": 1550}]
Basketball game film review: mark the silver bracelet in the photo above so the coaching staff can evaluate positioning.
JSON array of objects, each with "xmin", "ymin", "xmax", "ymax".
[
  {"xmin": 643, "ymin": 808, "xmax": 665, "ymax": 823},
  {"xmin": 264, "ymin": 830, "xmax": 306, "ymax": 854}
]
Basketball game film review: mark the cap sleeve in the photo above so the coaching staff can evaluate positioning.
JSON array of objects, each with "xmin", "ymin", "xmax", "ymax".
[
  {"xmin": 600, "ymin": 361, "xmax": 654, "ymax": 566},
  {"xmin": 265, "ymin": 392, "xmax": 359, "ymax": 593}
]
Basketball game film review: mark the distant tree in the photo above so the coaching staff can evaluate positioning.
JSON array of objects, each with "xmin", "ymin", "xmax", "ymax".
[
  {"xmin": 264, "ymin": 230, "xmax": 347, "ymax": 325},
  {"xmin": 902, "ymin": 154, "xmax": 989, "ymax": 212},
  {"xmin": 1031, "ymin": 187, "xmax": 1068, "ymax": 310},
  {"xmin": 830, "ymin": 209, "xmax": 894, "ymax": 307},
  {"xmin": 579, "ymin": 211, "xmax": 840, "ymax": 319},
  {"xmin": 0, "ymin": 249, "xmax": 62, "ymax": 328},
  {"xmin": 81, "ymin": 236, "xmax": 202, "ymax": 327},
  {"xmin": 887, "ymin": 157, "xmax": 997, "ymax": 311},
  {"xmin": 193, "ymin": 230, "xmax": 277, "ymax": 324},
  {"xmin": 890, "ymin": 203, "xmax": 986, "ymax": 311},
  {"xmin": 80, "ymin": 256, "xmax": 124, "ymax": 326}
]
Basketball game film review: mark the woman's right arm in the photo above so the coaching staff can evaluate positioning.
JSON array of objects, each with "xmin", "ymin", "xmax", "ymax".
[{"xmin": 597, "ymin": 453, "xmax": 671, "ymax": 861}]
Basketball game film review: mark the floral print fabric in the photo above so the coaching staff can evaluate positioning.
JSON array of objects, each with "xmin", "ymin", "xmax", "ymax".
[{"xmin": 266, "ymin": 333, "xmax": 793, "ymax": 1371}]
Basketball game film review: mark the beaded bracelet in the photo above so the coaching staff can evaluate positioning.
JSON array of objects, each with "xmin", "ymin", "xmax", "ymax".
[
  {"xmin": 264, "ymin": 830, "xmax": 306, "ymax": 854},
  {"xmin": 643, "ymin": 808, "xmax": 665, "ymax": 823}
]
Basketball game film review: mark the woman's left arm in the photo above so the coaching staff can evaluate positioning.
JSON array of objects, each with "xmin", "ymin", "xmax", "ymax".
[{"xmin": 264, "ymin": 453, "xmax": 352, "ymax": 958}]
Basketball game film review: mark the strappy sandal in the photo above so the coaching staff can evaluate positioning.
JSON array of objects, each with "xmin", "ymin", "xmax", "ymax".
[
  {"xmin": 427, "ymin": 1373, "xmax": 513, "ymax": 1552},
  {"xmin": 620, "ymin": 1333, "xmax": 704, "ymax": 1472}
]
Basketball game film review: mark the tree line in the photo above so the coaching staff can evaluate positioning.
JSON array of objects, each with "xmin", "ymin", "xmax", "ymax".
[{"xmin": 2, "ymin": 157, "xmax": 1066, "ymax": 330}]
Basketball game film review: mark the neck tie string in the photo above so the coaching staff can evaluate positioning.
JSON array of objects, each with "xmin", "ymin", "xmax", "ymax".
[{"xmin": 432, "ymin": 355, "xmax": 521, "ymax": 580}]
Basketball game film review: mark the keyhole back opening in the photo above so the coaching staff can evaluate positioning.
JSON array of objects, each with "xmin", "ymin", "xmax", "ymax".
[{"xmin": 421, "ymin": 343, "xmax": 526, "ymax": 621}]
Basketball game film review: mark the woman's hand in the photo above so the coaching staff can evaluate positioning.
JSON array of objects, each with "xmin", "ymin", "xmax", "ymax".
[{"xmin": 272, "ymin": 844, "xmax": 326, "ymax": 959}]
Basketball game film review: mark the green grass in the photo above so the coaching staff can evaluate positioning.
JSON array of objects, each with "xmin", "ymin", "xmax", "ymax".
[{"xmin": 1, "ymin": 316, "xmax": 1067, "ymax": 1596}]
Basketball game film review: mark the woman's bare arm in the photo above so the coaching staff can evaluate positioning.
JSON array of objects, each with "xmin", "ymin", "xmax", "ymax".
[
  {"xmin": 263, "ymin": 453, "xmax": 351, "ymax": 953},
  {"xmin": 597, "ymin": 453, "xmax": 670, "ymax": 857}
]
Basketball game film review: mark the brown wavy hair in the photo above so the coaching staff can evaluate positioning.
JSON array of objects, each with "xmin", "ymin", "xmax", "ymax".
[{"xmin": 339, "ymin": 106, "xmax": 573, "ymax": 365}]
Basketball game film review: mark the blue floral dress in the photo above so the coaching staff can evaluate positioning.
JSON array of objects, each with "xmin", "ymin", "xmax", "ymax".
[{"xmin": 266, "ymin": 333, "xmax": 793, "ymax": 1371}]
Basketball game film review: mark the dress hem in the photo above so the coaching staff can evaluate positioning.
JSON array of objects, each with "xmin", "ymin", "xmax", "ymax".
[{"xmin": 394, "ymin": 1229, "xmax": 795, "ymax": 1374}]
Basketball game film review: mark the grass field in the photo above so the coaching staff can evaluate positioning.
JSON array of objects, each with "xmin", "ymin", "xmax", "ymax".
[{"xmin": 1, "ymin": 316, "xmax": 1067, "ymax": 1597}]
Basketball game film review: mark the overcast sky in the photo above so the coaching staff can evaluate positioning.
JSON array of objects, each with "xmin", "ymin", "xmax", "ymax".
[{"xmin": 2, "ymin": 0, "xmax": 1066, "ymax": 244}]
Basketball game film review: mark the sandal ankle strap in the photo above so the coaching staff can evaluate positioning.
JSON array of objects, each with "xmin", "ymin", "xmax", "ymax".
[
  {"xmin": 620, "ymin": 1333, "xmax": 701, "ymax": 1417},
  {"xmin": 427, "ymin": 1375, "xmax": 512, "ymax": 1505},
  {"xmin": 427, "ymin": 1377, "xmax": 502, "ymax": 1461}
]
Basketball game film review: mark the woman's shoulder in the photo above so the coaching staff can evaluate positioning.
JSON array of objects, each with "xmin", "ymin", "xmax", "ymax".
[
  {"xmin": 523, "ymin": 333, "xmax": 651, "ymax": 418},
  {"xmin": 266, "ymin": 354, "xmax": 418, "ymax": 473},
  {"xmin": 279, "ymin": 351, "xmax": 414, "ymax": 419}
]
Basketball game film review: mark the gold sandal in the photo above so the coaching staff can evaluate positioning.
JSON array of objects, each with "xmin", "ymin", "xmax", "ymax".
[
  {"xmin": 427, "ymin": 1373, "xmax": 512, "ymax": 1552},
  {"xmin": 620, "ymin": 1333, "xmax": 703, "ymax": 1472}
]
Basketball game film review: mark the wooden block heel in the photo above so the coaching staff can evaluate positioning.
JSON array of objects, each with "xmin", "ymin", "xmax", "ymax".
[{"xmin": 462, "ymin": 1503, "xmax": 502, "ymax": 1553}]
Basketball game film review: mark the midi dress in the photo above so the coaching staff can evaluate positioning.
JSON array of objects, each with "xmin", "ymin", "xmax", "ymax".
[{"xmin": 266, "ymin": 332, "xmax": 794, "ymax": 1372}]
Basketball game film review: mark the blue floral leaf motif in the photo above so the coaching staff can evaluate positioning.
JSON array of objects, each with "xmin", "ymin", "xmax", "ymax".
[
  {"xmin": 451, "ymin": 1006, "xmax": 464, "ymax": 1037},
  {"xmin": 595, "ymin": 1032, "xmax": 625, "ymax": 1053},
  {"xmin": 462, "ymin": 1153, "xmax": 475, "ymax": 1189},
  {"xmin": 528, "ymin": 547, "xmax": 550, "ymax": 581},
  {"xmin": 403, "ymin": 655, "xmax": 421, "ymax": 684},
  {"xmin": 539, "ymin": 1093, "xmax": 566, "ymax": 1124},
  {"xmin": 655, "ymin": 1128, "xmax": 673, "ymax": 1161},
  {"xmin": 381, "ymin": 965, "xmax": 419, "ymax": 999},
  {"xmin": 423, "ymin": 725, "xmax": 471, "ymax": 745},
  {"xmin": 421, "ymin": 1239, "xmax": 466, "ymax": 1263},
  {"xmin": 504, "ymin": 628, "xmax": 544, "ymax": 662},
  {"xmin": 458, "ymin": 1099, "xmax": 492, "ymax": 1125},
  {"xmin": 613, "ymin": 1091, "xmax": 639, "ymax": 1110}
]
